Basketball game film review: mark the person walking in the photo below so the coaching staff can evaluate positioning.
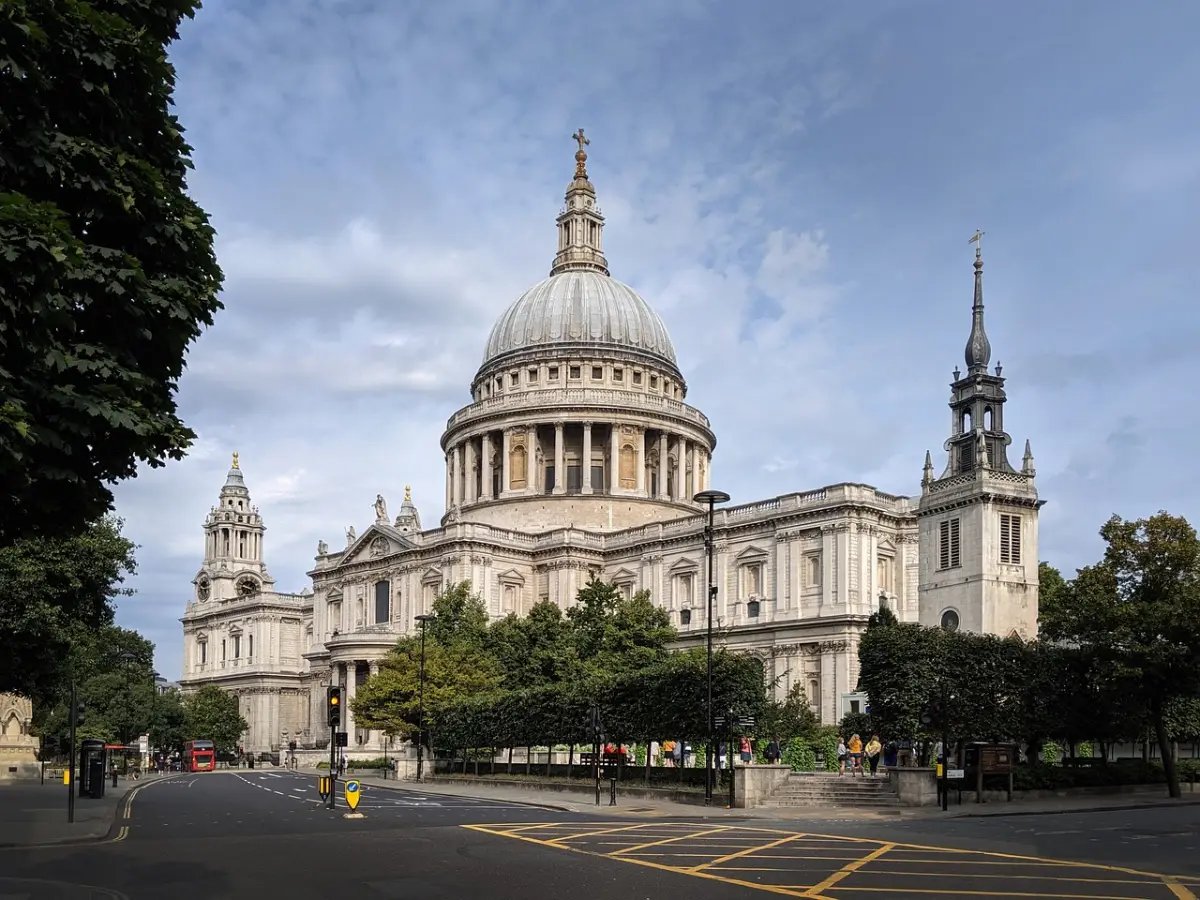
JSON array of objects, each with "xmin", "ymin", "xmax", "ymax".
[
  {"xmin": 765, "ymin": 738, "xmax": 782, "ymax": 765},
  {"xmin": 837, "ymin": 737, "xmax": 848, "ymax": 776},
  {"xmin": 848, "ymin": 734, "xmax": 864, "ymax": 776}
]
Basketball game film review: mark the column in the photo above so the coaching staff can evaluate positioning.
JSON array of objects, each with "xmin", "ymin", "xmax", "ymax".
[
  {"xmin": 344, "ymin": 662, "xmax": 357, "ymax": 740},
  {"xmin": 657, "ymin": 432, "xmax": 668, "ymax": 499},
  {"xmin": 553, "ymin": 422, "xmax": 565, "ymax": 494},
  {"xmin": 526, "ymin": 426, "xmax": 538, "ymax": 492},
  {"xmin": 688, "ymin": 443, "xmax": 698, "ymax": 498},
  {"xmin": 635, "ymin": 427, "xmax": 646, "ymax": 493},
  {"xmin": 465, "ymin": 440, "xmax": 477, "ymax": 504},
  {"xmin": 444, "ymin": 454, "xmax": 452, "ymax": 509},
  {"xmin": 501, "ymin": 429, "xmax": 511, "ymax": 496},
  {"xmin": 674, "ymin": 437, "xmax": 685, "ymax": 499},
  {"xmin": 452, "ymin": 444, "xmax": 463, "ymax": 506},
  {"xmin": 581, "ymin": 422, "xmax": 593, "ymax": 494},
  {"xmin": 610, "ymin": 424, "xmax": 620, "ymax": 492},
  {"xmin": 481, "ymin": 432, "xmax": 493, "ymax": 500}
]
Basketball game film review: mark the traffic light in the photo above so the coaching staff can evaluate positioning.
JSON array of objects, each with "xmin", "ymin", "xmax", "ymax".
[
  {"xmin": 326, "ymin": 686, "xmax": 342, "ymax": 728},
  {"xmin": 75, "ymin": 702, "xmax": 86, "ymax": 728}
]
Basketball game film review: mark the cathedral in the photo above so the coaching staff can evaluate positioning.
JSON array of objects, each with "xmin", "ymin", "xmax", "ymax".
[{"xmin": 178, "ymin": 136, "xmax": 1043, "ymax": 757}]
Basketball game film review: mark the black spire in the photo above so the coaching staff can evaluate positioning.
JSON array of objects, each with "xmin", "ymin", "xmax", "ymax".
[{"xmin": 964, "ymin": 236, "xmax": 990, "ymax": 374}]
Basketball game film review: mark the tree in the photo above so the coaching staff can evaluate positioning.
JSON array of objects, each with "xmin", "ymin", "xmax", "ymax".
[
  {"xmin": 566, "ymin": 578, "xmax": 675, "ymax": 673},
  {"xmin": 0, "ymin": 0, "xmax": 224, "ymax": 543},
  {"xmin": 0, "ymin": 516, "xmax": 136, "ymax": 702},
  {"xmin": 183, "ymin": 685, "xmax": 247, "ymax": 755},
  {"xmin": 352, "ymin": 637, "xmax": 503, "ymax": 740},
  {"xmin": 1040, "ymin": 512, "xmax": 1200, "ymax": 798},
  {"xmin": 426, "ymin": 581, "xmax": 490, "ymax": 649},
  {"xmin": 486, "ymin": 600, "xmax": 577, "ymax": 688},
  {"xmin": 758, "ymin": 682, "xmax": 820, "ymax": 742}
]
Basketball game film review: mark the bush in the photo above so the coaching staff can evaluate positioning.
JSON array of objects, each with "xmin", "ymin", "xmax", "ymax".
[{"xmin": 782, "ymin": 737, "xmax": 816, "ymax": 772}]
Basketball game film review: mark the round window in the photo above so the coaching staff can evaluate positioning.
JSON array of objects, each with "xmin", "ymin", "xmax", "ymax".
[{"xmin": 940, "ymin": 609, "xmax": 960, "ymax": 632}]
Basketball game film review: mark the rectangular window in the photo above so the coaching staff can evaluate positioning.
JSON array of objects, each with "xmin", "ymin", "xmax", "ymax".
[
  {"xmin": 613, "ymin": 367, "xmax": 624, "ymax": 382},
  {"xmin": 806, "ymin": 555, "xmax": 821, "ymax": 588},
  {"xmin": 939, "ymin": 518, "xmax": 961, "ymax": 570},
  {"xmin": 650, "ymin": 375, "xmax": 659, "ymax": 390},
  {"xmin": 221, "ymin": 639, "xmax": 226, "ymax": 661},
  {"xmin": 232, "ymin": 635, "xmax": 241, "ymax": 658},
  {"xmin": 590, "ymin": 465, "xmax": 605, "ymax": 490},
  {"xmin": 200, "ymin": 642, "xmax": 207, "ymax": 665},
  {"xmin": 548, "ymin": 366, "xmax": 559, "ymax": 380},
  {"xmin": 510, "ymin": 372, "xmax": 519, "ymax": 386},
  {"xmin": 567, "ymin": 464, "xmax": 582, "ymax": 493},
  {"xmin": 544, "ymin": 465, "xmax": 555, "ymax": 493},
  {"xmin": 569, "ymin": 365, "xmax": 581, "ymax": 379},
  {"xmin": 999, "ymin": 514, "xmax": 1022, "ymax": 564},
  {"xmin": 528, "ymin": 368, "xmax": 538, "ymax": 383},
  {"xmin": 248, "ymin": 634, "xmax": 254, "ymax": 658},
  {"xmin": 592, "ymin": 366, "xmax": 603, "ymax": 380},
  {"xmin": 374, "ymin": 580, "xmax": 390, "ymax": 624},
  {"xmin": 680, "ymin": 609, "xmax": 692, "ymax": 626},
  {"xmin": 632, "ymin": 371, "xmax": 643, "ymax": 385}
]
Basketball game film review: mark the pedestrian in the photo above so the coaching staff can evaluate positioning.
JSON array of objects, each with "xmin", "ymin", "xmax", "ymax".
[
  {"xmin": 765, "ymin": 738, "xmax": 782, "ymax": 765},
  {"xmin": 837, "ymin": 736, "xmax": 848, "ymax": 776},
  {"xmin": 865, "ymin": 734, "xmax": 882, "ymax": 777},
  {"xmin": 848, "ymin": 734, "xmax": 863, "ymax": 776},
  {"xmin": 739, "ymin": 737, "xmax": 753, "ymax": 766}
]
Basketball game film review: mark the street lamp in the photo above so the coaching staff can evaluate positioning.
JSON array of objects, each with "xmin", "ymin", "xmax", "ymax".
[
  {"xmin": 694, "ymin": 488, "xmax": 731, "ymax": 806},
  {"xmin": 414, "ymin": 614, "xmax": 437, "ymax": 782}
]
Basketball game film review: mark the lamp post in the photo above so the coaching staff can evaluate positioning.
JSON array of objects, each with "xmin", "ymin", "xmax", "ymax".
[
  {"xmin": 414, "ymin": 614, "xmax": 437, "ymax": 782},
  {"xmin": 694, "ymin": 488, "xmax": 731, "ymax": 806}
]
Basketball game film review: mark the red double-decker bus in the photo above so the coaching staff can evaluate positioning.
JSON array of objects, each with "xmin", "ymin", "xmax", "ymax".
[{"xmin": 184, "ymin": 740, "xmax": 215, "ymax": 772}]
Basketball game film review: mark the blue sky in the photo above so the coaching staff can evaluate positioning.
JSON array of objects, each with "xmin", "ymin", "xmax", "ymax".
[{"xmin": 111, "ymin": 0, "xmax": 1200, "ymax": 678}]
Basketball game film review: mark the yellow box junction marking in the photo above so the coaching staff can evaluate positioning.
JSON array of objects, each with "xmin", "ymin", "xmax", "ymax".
[{"xmin": 463, "ymin": 821, "xmax": 1199, "ymax": 900}]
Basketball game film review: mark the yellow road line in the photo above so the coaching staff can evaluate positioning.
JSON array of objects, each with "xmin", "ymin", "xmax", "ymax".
[
  {"xmin": 803, "ymin": 841, "xmax": 894, "ymax": 898},
  {"xmin": 811, "ymin": 888, "xmax": 1165, "ymax": 899},
  {"xmin": 610, "ymin": 825, "xmax": 731, "ymax": 856},
  {"xmin": 690, "ymin": 831, "xmax": 810, "ymax": 873},
  {"xmin": 544, "ymin": 822, "xmax": 657, "ymax": 844},
  {"xmin": 1166, "ymin": 881, "xmax": 1199, "ymax": 900}
]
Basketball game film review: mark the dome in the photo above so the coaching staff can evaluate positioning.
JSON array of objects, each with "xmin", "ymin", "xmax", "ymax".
[{"xmin": 482, "ymin": 270, "xmax": 677, "ymax": 369}]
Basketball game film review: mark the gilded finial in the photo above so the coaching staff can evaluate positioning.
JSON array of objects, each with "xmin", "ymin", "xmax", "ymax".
[
  {"xmin": 404, "ymin": 484, "xmax": 412, "ymax": 503},
  {"xmin": 231, "ymin": 451, "xmax": 239, "ymax": 469},
  {"xmin": 572, "ymin": 128, "xmax": 590, "ymax": 178}
]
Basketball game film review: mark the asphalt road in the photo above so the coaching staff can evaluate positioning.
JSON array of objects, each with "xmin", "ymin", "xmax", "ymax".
[{"xmin": 0, "ymin": 771, "xmax": 1196, "ymax": 900}]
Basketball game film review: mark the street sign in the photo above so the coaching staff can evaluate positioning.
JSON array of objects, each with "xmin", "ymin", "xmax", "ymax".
[
  {"xmin": 335, "ymin": 731, "xmax": 349, "ymax": 748},
  {"xmin": 948, "ymin": 768, "xmax": 965, "ymax": 780},
  {"xmin": 344, "ymin": 778, "xmax": 361, "ymax": 811}
]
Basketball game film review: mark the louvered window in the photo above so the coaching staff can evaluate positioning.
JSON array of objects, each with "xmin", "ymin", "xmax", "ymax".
[
  {"xmin": 1000, "ymin": 514, "xmax": 1022, "ymax": 564},
  {"xmin": 939, "ymin": 518, "xmax": 961, "ymax": 570}
]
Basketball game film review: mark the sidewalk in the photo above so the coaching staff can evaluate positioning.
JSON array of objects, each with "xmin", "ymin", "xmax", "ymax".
[
  {"xmin": 0, "ymin": 778, "xmax": 135, "ymax": 849},
  {"xmin": 333, "ymin": 769, "xmax": 1200, "ymax": 823}
]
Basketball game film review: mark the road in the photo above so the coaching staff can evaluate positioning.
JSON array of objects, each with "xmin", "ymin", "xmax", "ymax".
[{"xmin": 0, "ymin": 770, "xmax": 1196, "ymax": 899}]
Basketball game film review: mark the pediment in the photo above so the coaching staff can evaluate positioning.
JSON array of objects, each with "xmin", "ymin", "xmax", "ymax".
[
  {"xmin": 421, "ymin": 567, "xmax": 443, "ymax": 584},
  {"xmin": 669, "ymin": 557, "xmax": 700, "ymax": 574},
  {"xmin": 325, "ymin": 588, "xmax": 344, "ymax": 603},
  {"xmin": 196, "ymin": 631, "xmax": 209, "ymax": 643},
  {"xmin": 338, "ymin": 523, "xmax": 415, "ymax": 567},
  {"xmin": 610, "ymin": 567, "xmax": 637, "ymax": 583},
  {"xmin": 736, "ymin": 545, "xmax": 769, "ymax": 561},
  {"xmin": 877, "ymin": 538, "xmax": 897, "ymax": 554},
  {"xmin": 228, "ymin": 623, "xmax": 243, "ymax": 636},
  {"xmin": 497, "ymin": 568, "xmax": 525, "ymax": 585}
]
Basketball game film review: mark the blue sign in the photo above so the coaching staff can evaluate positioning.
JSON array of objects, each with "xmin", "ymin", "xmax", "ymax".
[{"xmin": 344, "ymin": 778, "xmax": 361, "ymax": 810}]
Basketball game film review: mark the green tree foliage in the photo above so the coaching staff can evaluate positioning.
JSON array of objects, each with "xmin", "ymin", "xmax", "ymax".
[
  {"xmin": 1040, "ymin": 512, "xmax": 1200, "ymax": 798},
  {"xmin": 485, "ymin": 600, "xmax": 576, "ymax": 688},
  {"xmin": 0, "ymin": 0, "xmax": 224, "ymax": 542},
  {"xmin": 182, "ymin": 685, "xmax": 248, "ymax": 754},
  {"xmin": 566, "ymin": 578, "xmax": 675, "ymax": 672},
  {"xmin": 426, "ymin": 581, "xmax": 490, "ymax": 648},
  {"xmin": 757, "ymin": 682, "xmax": 821, "ymax": 743},
  {"xmin": 434, "ymin": 649, "xmax": 765, "ymax": 749},
  {"xmin": 0, "ymin": 516, "xmax": 136, "ymax": 702},
  {"xmin": 1037, "ymin": 562, "xmax": 1068, "ymax": 627}
]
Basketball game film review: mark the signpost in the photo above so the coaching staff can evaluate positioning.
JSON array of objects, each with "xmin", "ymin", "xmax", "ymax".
[
  {"xmin": 714, "ymin": 711, "xmax": 755, "ymax": 809},
  {"xmin": 344, "ymin": 779, "xmax": 361, "ymax": 812}
]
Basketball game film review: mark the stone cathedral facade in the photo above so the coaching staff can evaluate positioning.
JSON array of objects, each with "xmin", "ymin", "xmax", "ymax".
[{"xmin": 179, "ymin": 137, "xmax": 1043, "ymax": 757}]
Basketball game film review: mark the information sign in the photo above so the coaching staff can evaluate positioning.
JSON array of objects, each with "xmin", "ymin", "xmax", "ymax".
[
  {"xmin": 948, "ymin": 768, "xmax": 965, "ymax": 780},
  {"xmin": 344, "ymin": 778, "xmax": 361, "ymax": 811}
]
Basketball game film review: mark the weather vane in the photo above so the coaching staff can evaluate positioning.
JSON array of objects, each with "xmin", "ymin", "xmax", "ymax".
[{"xmin": 968, "ymin": 229, "xmax": 985, "ymax": 255}]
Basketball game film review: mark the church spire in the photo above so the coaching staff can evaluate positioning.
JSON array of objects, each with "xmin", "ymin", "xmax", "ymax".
[
  {"xmin": 964, "ymin": 230, "xmax": 991, "ymax": 375},
  {"xmin": 549, "ymin": 129, "xmax": 610, "ymax": 277}
]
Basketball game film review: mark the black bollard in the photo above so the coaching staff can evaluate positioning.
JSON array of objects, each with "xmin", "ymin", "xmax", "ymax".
[{"xmin": 609, "ymin": 774, "xmax": 617, "ymax": 806}]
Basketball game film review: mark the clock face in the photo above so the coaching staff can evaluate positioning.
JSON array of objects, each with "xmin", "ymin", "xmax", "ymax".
[
  {"xmin": 197, "ymin": 579, "xmax": 211, "ymax": 601},
  {"xmin": 237, "ymin": 577, "xmax": 258, "ymax": 597}
]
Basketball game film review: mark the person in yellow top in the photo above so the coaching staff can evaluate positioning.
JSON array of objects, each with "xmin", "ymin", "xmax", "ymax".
[
  {"xmin": 847, "ymin": 734, "xmax": 863, "ymax": 776},
  {"xmin": 865, "ymin": 734, "xmax": 883, "ymax": 778}
]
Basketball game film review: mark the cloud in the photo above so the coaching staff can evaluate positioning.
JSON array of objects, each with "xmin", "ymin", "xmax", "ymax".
[{"xmin": 108, "ymin": 1, "xmax": 1200, "ymax": 678}]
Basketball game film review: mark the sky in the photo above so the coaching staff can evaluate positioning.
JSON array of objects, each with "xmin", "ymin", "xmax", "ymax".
[{"xmin": 111, "ymin": 0, "xmax": 1200, "ymax": 679}]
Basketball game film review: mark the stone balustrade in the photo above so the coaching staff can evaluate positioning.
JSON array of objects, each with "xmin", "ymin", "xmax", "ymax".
[{"xmin": 445, "ymin": 387, "xmax": 711, "ymax": 431}]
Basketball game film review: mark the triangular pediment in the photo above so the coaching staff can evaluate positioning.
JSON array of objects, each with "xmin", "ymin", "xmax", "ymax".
[
  {"xmin": 610, "ymin": 567, "xmax": 637, "ymax": 582},
  {"xmin": 421, "ymin": 567, "xmax": 442, "ymax": 584},
  {"xmin": 497, "ymin": 568, "xmax": 525, "ymax": 585},
  {"xmin": 669, "ymin": 557, "xmax": 700, "ymax": 573},
  {"xmin": 338, "ymin": 523, "xmax": 416, "ymax": 566},
  {"xmin": 877, "ymin": 537, "xmax": 897, "ymax": 554},
  {"xmin": 736, "ymin": 544, "xmax": 769, "ymax": 561}
]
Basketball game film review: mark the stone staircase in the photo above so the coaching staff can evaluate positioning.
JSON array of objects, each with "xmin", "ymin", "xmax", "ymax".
[{"xmin": 758, "ymin": 772, "xmax": 902, "ymax": 809}]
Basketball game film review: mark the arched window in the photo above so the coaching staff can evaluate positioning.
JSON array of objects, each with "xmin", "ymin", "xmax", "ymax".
[
  {"xmin": 619, "ymin": 443, "xmax": 637, "ymax": 488},
  {"xmin": 961, "ymin": 410, "xmax": 972, "ymax": 434}
]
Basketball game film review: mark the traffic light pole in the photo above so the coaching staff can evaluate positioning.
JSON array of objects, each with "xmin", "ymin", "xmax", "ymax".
[
  {"xmin": 67, "ymin": 681, "xmax": 76, "ymax": 824},
  {"xmin": 328, "ymin": 723, "xmax": 337, "ymax": 808}
]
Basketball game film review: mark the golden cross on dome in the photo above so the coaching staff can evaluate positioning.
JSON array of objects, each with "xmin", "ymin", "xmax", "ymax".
[{"xmin": 231, "ymin": 451, "xmax": 239, "ymax": 469}]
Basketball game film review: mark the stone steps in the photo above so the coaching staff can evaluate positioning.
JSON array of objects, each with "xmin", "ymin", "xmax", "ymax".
[{"xmin": 763, "ymin": 774, "xmax": 901, "ymax": 808}]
